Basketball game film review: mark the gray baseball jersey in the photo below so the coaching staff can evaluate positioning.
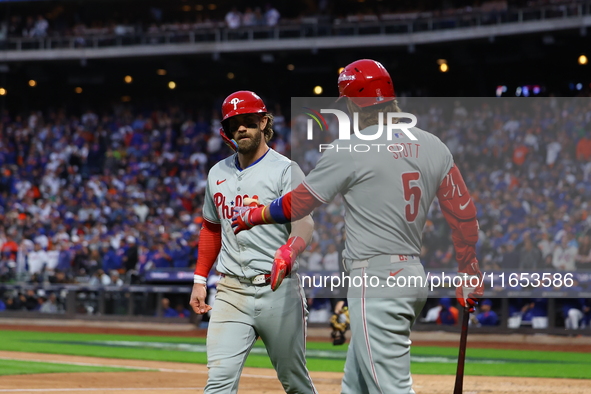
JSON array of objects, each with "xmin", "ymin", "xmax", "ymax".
[
  {"xmin": 202, "ymin": 148, "xmax": 305, "ymax": 278},
  {"xmin": 203, "ymin": 148, "xmax": 317, "ymax": 393},
  {"xmin": 302, "ymin": 123, "xmax": 454, "ymax": 393},
  {"xmin": 303, "ymin": 125, "xmax": 454, "ymax": 260}
]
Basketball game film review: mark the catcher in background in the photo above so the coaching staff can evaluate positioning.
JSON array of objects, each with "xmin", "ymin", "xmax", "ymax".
[
  {"xmin": 189, "ymin": 91, "xmax": 317, "ymax": 394},
  {"xmin": 330, "ymin": 299, "xmax": 350, "ymax": 345},
  {"xmin": 232, "ymin": 60, "xmax": 483, "ymax": 393}
]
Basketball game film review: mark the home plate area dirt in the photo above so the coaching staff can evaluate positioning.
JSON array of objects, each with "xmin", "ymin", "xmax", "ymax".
[{"xmin": 0, "ymin": 351, "xmax": 589, "ymax": 394}]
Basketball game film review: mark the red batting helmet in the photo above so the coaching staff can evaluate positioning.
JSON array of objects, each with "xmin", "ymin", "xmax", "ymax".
[
  {"xmin": 220, "ymin": 90, "xmax": 268, "ymax": 151},
  {"xmin": 221, "ymin": 90, "xmax": 268, "ymax": 122},
  {"xmin": 338, "ymin": 59, "xmax": 396, "ymax": 108}
]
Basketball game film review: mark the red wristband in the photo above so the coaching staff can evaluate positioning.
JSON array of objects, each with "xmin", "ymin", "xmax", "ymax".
[{"xmin": 249, "ymin": 206, "xmax": 270, "ymax": 225}]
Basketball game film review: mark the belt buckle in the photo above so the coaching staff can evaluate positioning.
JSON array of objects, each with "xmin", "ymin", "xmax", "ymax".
[{"xmin": 251, "ymin": 274, "xmax": 271, "ymax": 285}]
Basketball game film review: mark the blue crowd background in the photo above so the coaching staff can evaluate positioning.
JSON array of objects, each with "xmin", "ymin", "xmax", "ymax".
[{"xmin": 0, "ymin": 97, "xmax": 590, "ymax": 327}]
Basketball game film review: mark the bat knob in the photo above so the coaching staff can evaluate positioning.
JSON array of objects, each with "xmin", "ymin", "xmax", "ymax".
[{"xmin": 243, "ymin": 198, "xmax": 259, "ymax": 207}]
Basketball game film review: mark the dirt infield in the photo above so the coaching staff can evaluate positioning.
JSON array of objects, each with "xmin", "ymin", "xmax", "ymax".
[{"xmin": 1, "ymin": 350, "xmax": 590, "ymax": 394}]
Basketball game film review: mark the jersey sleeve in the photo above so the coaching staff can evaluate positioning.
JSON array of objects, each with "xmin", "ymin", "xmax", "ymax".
[
  {"xmin": 202, "ymin": 179, "xmax": 220, "ymax": 224},
  {"xmin": 437, "ymin": 140, "xmax": 455, "ymax": 186},
  {"xmin": 280, "ymin": 161, "xmax": 306, "ymax": 196},
  {"xmin": 301, "ymin": 147, "xmax": 355, "ymax": 203}
]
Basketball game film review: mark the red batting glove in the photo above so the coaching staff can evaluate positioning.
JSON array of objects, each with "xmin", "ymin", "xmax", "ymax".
[
  {"xmin": 456, "ymin": 260, "xmax": 484, "ymax": 313},
  {"xmin": 231, "ymin": 201, "xmax": 267, "ymax": 235},
  {"xmin": 271, "ymin": 236, "xmax": 306, "ymax": 291}
]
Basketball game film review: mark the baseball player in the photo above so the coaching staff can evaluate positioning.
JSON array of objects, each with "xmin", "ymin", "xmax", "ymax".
[
  {"xmin": 232, "ymin": 60, "xmax": 484, "ymax": 393},
  {"xmin": 189, "ymin": 91, "xmax": 318, "ymax": 394}
]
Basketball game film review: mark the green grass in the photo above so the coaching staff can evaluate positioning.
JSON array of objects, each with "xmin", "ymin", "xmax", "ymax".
[
  {"xmin": 0, "ymin": 359, "xmax": 140, "ymax": 376},
  {"xmin": 1, "ymin": 329, "xmax": 590, "ymax": 379}
]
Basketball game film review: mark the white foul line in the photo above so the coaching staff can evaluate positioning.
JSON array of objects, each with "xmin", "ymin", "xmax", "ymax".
[{"xmin": 0, "ymin": 357, "xmax": 197, "ymax": 373}]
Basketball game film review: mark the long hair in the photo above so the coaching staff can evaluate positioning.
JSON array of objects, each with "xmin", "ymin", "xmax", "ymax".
[{"xmin": 263, "ymin": 113, "xmax": 274, "ymax": 142}]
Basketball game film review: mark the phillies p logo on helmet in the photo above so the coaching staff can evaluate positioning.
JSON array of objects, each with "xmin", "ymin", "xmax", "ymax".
[{"xmin": 230, "ymin": 97, "xmax": 243, "ymax": 110}]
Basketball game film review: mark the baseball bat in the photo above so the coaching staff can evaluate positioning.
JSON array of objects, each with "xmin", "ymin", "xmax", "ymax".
[{"xmin": 453, "ymin": 307, "xmax": 470, "ymax": 394}]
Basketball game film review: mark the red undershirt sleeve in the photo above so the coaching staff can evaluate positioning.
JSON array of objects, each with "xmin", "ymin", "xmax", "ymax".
[{"xmin": 194, "ymin": 219, "xmax": 222, "ymax": 278}]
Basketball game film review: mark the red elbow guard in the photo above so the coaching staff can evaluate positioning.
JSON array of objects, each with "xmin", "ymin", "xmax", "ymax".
[
  {"xmin": 437, "ymin": 164, "xmax": 477, "ymax": 223},
  {"xmin": 437, "ymin": 165, "xmax": 480, "ymax": 271}
]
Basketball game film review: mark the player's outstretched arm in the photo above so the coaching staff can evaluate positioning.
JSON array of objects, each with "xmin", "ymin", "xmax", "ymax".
[
  {"xmin": 231, "ymin": 183, "xmax": 323, "ymax": 234},
  {"xmin": 271, "ymin": 214, "xmax": 314, "ymax": 291},
  {"xmin": 190, "ymin": 219, "xmax": 221, "ymax": 314},
  {"xmin": 436, "ymin": 164, "xmax": 483, "ymax": 313}
]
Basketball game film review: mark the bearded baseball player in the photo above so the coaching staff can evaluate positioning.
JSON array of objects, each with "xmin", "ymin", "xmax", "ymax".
[
  {"xmin": 232, "ymin": 60, "xmax": 484, "ymax": 393},
  {"xmin": 189, "ymin": 91, "xmax": 318, "ymax": 394}
]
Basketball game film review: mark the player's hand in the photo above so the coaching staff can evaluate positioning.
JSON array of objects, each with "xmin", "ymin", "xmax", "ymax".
[
  {"xmin": 189, "ymin": 283, "xmax": 212, "ymax": 315},
  {"xmin": 456, "ymin": 261, "xmax": 484, "ymax": 313},
  {"xmin": 271, "ymin": 244, "xmax": 295, "ymax": 291},
  {"xmin": 231, "ymin": 206, "xmax": 257, "ymax": 234},
  {"xmin": 231, "ymin": 198, "xmax": 264, "ymax": 235},
  {"xmin": 271, "ymin": 236, "xmax": 306, "ymax": 291}
]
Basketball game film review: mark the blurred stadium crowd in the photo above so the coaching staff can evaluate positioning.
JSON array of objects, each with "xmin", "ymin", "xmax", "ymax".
[
  {"xmin": 0, "ymin": 97, "xmax": 589, "ymax": 280},
  {"xmin": 0, "ymin": 102, "xmax": 292, "ymax": 287},
  {"xmin": 0, "ymin": 96, "xmax": 590, "ymax": 327},
  {"xmin": 425, "ymin": 99, "xmax": 591, "ymax": 274}
]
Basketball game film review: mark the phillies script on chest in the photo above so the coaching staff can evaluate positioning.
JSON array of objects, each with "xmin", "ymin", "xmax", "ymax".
[{"xmin": 214, "ymin": 193, "xmax": 259, "ymax": 219}]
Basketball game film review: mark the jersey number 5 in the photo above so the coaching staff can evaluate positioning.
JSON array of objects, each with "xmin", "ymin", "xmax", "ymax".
[{"xmin": 402, "ymin": 172, "xmax": 421, "ymax": 222}]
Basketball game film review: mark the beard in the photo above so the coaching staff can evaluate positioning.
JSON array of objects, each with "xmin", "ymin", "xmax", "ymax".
[{"xmin": 236, "ymin": 129, "xmax": 263, "ymax": 154}]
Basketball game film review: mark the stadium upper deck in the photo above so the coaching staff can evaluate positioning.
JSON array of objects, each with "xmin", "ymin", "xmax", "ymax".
[{"xmin": 0, "ymin": 0, "xmax": 589, "ymax": 60}]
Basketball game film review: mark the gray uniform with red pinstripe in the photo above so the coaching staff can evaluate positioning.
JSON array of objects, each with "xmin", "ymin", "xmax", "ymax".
[
  {"xmin": 302, "ymin": 125, "xmax": 454, "ymax": 394},
  {"xmin": 202, "ymin": 148, "xmax": 317, "ymax": 394}
]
